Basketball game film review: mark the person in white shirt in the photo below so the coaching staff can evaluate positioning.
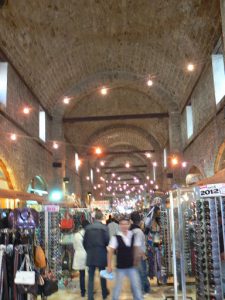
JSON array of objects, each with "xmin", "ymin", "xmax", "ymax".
[
  {"xmin": 72, "ymin": 220, "xmax": 89, "ymax": 297},
  {"xmin": 107, "ymin": 216, "xmax": 143, "ymax": 300}
]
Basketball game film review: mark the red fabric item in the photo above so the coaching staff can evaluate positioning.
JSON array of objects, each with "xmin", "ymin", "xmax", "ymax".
[{"xmin": 60, "ymin": 218, "xmax": 74, "ymax": 229}]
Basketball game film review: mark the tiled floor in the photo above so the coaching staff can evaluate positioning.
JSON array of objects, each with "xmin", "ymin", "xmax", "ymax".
[{"xmin": 39, "ymin": 276, "xmax": 196, "ymax": 300}]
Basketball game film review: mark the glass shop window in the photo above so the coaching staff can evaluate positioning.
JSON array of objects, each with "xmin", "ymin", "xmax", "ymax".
[
  {"xmin": 39, "ymin": 108, "xmax": 46, "ymax": 142},
  {"xmin": 0, "ymin": 62, "xmax": 8, "ymax": 107},
  {"xmin": 186, "ymin": 104, "xmax": 193, "ymax": 139},
  {"xmin": 212, "ymin": 54, "xmax": 225, "ymax": 104}
]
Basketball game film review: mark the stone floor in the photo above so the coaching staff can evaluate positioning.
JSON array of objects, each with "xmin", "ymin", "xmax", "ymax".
[{"xmin": 38, "ymin": 275, "xmax": 196, "ymax": 300}]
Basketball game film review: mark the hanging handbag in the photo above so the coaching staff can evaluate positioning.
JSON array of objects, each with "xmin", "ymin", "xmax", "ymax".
[
  {"xmin": 42, "ymin": 274, "xmax": 58, "ymax": 296},
  {"xmin": 8, "ymin": 208, "xmax": 39, "ymax": 229},
  {"xmin": 15, "ymin": 254, "xmax": 38, "ymax": 295},
  {"xmin": 34, "ymin": 245, "xmax": 46, "ymax": 269},
  {"xmin": 60, "ymin": 211, "xmax": 74, "ymax": 230}
]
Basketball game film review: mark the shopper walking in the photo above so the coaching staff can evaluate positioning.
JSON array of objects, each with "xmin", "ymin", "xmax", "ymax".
[
  {"xmin": 107, "ymin": 216, "xmax": 143, "ymax": 300},
  {"xmin": 72, "ymin": 220, "xmax": 90, "ymax": 297},
  {"xmin": 130, "ymin": 211, "xmax": 151, "ymax": 295},
  {"xmin": 83, "ymin": 209, "xmax": 110, "ymax": 300},
  {"xmin": 108, "ymin": 216, "xmax": 119, "ymax": 239}
]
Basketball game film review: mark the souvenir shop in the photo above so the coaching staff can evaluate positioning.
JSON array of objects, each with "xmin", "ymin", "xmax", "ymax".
[{"xmin": 0, "ymin": 188, "xmax": 92, "ymax": 300}]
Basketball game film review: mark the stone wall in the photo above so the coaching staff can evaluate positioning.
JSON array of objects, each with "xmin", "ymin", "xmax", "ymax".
[
  {"xmin": 0, "ymin": 64, "xmax": 53, "ymax": 191},
  {"xmin": 181, "ymin": 61, "xmax": 225, "ymax": 178}
]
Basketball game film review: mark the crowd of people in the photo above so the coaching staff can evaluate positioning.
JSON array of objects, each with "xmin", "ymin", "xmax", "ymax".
[{"xmin": 71, "ymin": 209, "xmax": 155, "ymax": 300}]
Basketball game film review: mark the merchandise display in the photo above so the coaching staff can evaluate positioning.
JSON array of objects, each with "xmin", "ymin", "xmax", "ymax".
[
  {"xmin": 194, "ymin": 183, "xmax": 225, "ymax": 300},
  {"xmin": 160, "ymin": 208, "xmax": 171, "ymax": 279}
]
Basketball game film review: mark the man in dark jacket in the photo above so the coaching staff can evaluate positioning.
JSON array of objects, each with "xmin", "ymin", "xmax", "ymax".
[{"xmin": 83, "ymin": 209, "xmax": 110, "ymax": 300}]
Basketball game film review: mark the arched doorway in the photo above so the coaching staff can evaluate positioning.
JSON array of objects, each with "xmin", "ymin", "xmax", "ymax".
[
  {"xmin": 215, "ymin": 141, "xmax": 225, "ymax": 172},
  {"xmin": 186, "ymin": 166, "xmax": 203, "ymax": 185},
  {"xmin": 0, "ymin": 159, "xmax": 15, "ymax": 208}
]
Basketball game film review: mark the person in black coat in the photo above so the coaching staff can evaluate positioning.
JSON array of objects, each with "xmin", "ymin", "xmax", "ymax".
[{"xmin": 83, "ymin": 209, "xmax": 110, "ymax": 300}]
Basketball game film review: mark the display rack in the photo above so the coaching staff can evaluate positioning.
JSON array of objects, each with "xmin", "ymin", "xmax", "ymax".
[
  {"xmin": 170, "ymin": 187, "xmax": 197, "ymax": 300},
  {"xmin": 161, "ymin": 208, "xmax": 172, "ymax": 277},
  {"xmin": 194, "ymin": 183, "xmax": 225, "ymax": 300}
]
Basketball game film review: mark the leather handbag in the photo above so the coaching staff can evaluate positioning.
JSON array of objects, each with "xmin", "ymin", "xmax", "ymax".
[
  {"xmin": 15, "ymin": 254, "xmax": 38, "ymax": 295},
  {"xmin": 8, "ymin": 208, "xmax": 39, "ymax": 229},
  {"xmin": 34, "ymin": 245, "xmax": 46, "ymax": 269},
  {"xmin": 42, "ymin": 277, "xmax": 58, "ymax": 296},
  {"xmin": 60, "ymin": 211, "xmax": 74, "ymax": 230}
]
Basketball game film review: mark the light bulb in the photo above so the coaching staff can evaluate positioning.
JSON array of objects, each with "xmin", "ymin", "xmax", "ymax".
[
  {"xmin": 187, "ymin": 63, "xmax": 195, "ymax": 72},
  {"xmin": 10, "ymin": 133, "xmax": 17, "ymax": 141},
  {"xmin": 23, "ymin": 107, "xmax": 30, "ymax": 114},
  {"xmin": 63, "ymin": 97, "xmax": 70, "ymax": 104},
  {"xmin": 100, "ymin": 87, "xmax": 108, "ymax": 95},
  {"xmin": 147, "ymin": 79, "xmax": 153, "ymax": 86},
  {"xmin": 53, "ymin": 142, "xmax": 59, "ymax": 149}
]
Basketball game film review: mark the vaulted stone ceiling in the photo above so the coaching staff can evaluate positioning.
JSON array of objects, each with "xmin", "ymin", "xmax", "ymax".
[{"xmin": 0, "ymin": 0, "xmax": 222, "ymax": 195}]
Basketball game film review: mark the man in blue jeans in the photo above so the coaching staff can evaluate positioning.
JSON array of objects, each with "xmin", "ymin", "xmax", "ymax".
[
  {"xmin": 107, "ymin": 216, "xmax": 143, "ymax": 300},
  {"xmin": 130, "ymin": 211, "xmax": 151, "ymax": 295},
  {"xmin": 83, "ymin": 209, "xmax": 110, "ymax": 300}
]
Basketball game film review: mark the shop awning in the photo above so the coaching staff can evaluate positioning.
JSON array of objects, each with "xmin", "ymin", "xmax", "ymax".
[
  {"xmin": 0, "ymin": 189, "xmax": 46, "ymax": 203},
  {"xmin": 196, "ymin": 169, "xmax": 225, "ymax": 185}
]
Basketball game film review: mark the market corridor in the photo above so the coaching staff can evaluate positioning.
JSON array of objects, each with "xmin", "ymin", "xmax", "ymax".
[{"xmin": 45, "ymin": 277, "xmax": 175, "ymax": 300}]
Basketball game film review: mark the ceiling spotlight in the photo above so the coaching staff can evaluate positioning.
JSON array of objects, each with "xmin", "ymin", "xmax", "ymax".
[
  {"xmin": 150, "ymin": 180, "xmax": 154, "ymax": 184},
  {"xmin": 63, "ymin": 97, "xmax": 70, "ymax": 104},
  {"xmin": 100, "ymin": 161, "xmax": 105, "ymax": 166},
  {"xmin": 145, "ymin": 153, "xmax": 151, "ymax": 158},
  {"xmin": 100, "ymin": 86, "xmax": 108, "ymax": 95},
  {"xmin": 96, "ymin": 168, "xmax": 100, "ymax": 173},
  {"xmin": 95, "ymin": 147, "xmax": 102, "ymax": 155},
  {"xmin": 125, "ymin": 162, "xmax": 130, "ymax": 168},
  {"xmin": 100, "ymin": 192, "xmax": 103, "ymax": 196},
  {"xmin": 23, "ymin": 107, "xmax": 30, "ymax": 114},
  {"xmin": 155, "ymin": 185, "xmax": 159, "ymax": 190},
  {"xmin": 112, "ymin": 173, "xmax": 116, "ymax": 178},
  {"xmin": 187, "ymin": 63, "xmax": 195, "ymax": 72},
  {"xmin": 153, "ymin": 162, "xmax": 157, "ymax": 167},
  {"xmin": 10, "ymin": 133, "xmax": 17, "ymax": 141},
  {"xmin": 86, "ymin": 176, "xmax": 90, "ymax": 181},
  {"xmin": 147, "ymin": 79, "xmax": 153, "ymax": 86},
  {"xmin": 53, "ymin": 142, "xmax": 59, "ymax": 149},
  {"xmin": 93, "ymin": 186, "xmax": 97, "ymax": 190},
  {"xmin": 146, "ymin": 176, "xmax": 150, "ymax": 180},
  {"xmin": 182, "ymin": 161, "xmax": 187, "ymax": 168},
  {"xmin": 171, "ymin": 157, "xmax": 178, "ymax": 166},
  {"xmin": 98, "ymin": 184, "xmax": 101, "ymax": 188}
]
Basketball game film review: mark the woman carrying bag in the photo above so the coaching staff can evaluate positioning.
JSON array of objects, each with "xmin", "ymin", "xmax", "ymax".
[{"xmin": 72, "ymin": 220, "xmax": 90, "ymax": 298}]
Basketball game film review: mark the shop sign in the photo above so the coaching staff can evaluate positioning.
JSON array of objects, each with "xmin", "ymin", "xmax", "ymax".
[
  {"xmin": 44, "ymin": 205, "xmax": 60, "ymax": 212},
  {"xmin": 200, "ymin": 184, "xmax": 225, "ymax": 197}
]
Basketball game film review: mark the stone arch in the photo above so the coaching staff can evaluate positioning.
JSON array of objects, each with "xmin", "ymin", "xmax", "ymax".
[
  {"xmin": 0, "ymin": 158, "xmax": 14, "ymax": 190},
  {"xmin": 214, "ymin": 141, "xmax": 225, "ymax": 172},
  {"xmin": 186, "ymin": 165, "xmax": 204, "ymax": 185},
  {"xmin": 85, "ymin": 124, "xmax": 161, "ymax": 154},
  {"xmin": 54, "ymin": 70, "xmax": 178, "ymax": 117}
]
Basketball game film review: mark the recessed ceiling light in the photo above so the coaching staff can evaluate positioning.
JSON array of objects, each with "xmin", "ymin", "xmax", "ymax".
[
  {"xmin": 147, "ymin": 79, "xmax": 153, "ymax": 86},
  {"xmin": 10, "ymin": 133, "xmax": 17, "ymax": 141},
  {"xmin": 53, "ymin": 142, "xmax": 59, "ymax": 149},
  {"xmin": 23, "ymin": 107, "xmax": 30, "ymax": 114},
  {"xmin": 187, "ymin": 63, "xmax": 195, "ymax": 72},
  {"xmin": 63, "ymin": 97, "xmax": 70, "ymax": 104},
  {"xmin": 100, "ymin": 87, "xmax": 108, "ymax": 95}
]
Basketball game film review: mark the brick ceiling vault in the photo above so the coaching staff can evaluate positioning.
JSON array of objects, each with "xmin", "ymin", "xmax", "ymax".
[{"xmin": 0, "ymin": 0, "xmax": 222, "ymax": 191}]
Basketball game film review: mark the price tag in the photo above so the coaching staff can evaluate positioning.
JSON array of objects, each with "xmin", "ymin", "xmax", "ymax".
[
  {"xmin": 44, "ymin": 205, "xmax": 60, "ymax": 212},
  {"xmin": 200, "ymin": 184, "xmax": 225, "ymax": 197}
]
